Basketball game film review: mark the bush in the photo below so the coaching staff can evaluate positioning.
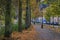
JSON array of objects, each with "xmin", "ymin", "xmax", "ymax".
[
  {"xmin": 12, "ymin": 24, "xmax": 18, "ymax": 32},
  {"xmin": 0, "ymin": 23, "xmax": 26, "ymax": 37},
  {"xmin": 0, "ymin": 26, "xmax": 5, "ymax": 36},
  {"xmin": 12, "ymin": 23, "xmax": 26, "ymax": 32}
]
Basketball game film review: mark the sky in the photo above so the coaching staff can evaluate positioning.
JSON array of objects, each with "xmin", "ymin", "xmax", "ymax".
[{"xmin": 41, "ymin": 0, "xmax": 44, "ymax": 2}]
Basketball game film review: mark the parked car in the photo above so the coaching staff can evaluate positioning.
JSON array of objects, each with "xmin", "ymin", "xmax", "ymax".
[
  {"xmin": 46, "ymin": 21, "xmax": 50, "ymax": 24},
  {"xmin": 50, "ymin": 22, "xmax": 59, "ymax": 25},
  {"xmin": 31, "ymin": 18, "xmax": 59, "ymax": 25},
  {"xmin": 46, "ymin": 21, "xmax": 59, "ymax": 25},
  {"xmin": 35, "ymin": 18, "xmax": 41, "ymax": 23},
  {"xmin": 31, "ymin": 18, "xmax": 47, "ymax": 24},
  {"xmin": 43, "ymin": 19, "xmax": 47, "ymax": 24}
]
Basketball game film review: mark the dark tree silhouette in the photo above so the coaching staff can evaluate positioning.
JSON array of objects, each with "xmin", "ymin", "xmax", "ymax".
[
  {"xmin": 18, "ymin": 0, "xmax": 22, "ymax": 32},
  {"xmin": 25, "ymin": 0, "xmax": 31, "ymax": 29},
  {"xmin": 4, "ymin": 0, "xmax": 12, "ymax": 37}
]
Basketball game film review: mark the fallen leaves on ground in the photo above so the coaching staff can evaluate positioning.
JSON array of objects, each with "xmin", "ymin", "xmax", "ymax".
[
  {"xmin": 46, "ymin": 25, "xmax": 60, "ymax": 33},
  {"xmin": 11, "ymin": 25, "xmax": 37, "ymax": 40}
]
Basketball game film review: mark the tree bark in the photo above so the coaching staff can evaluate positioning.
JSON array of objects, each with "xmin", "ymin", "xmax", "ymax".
[
  {"xmin": 25, "ymin": 0, "xmax": 31, "ymax": 29},
  {"xmin": 18, "ymin": 0, "xmax": 22, "ymax": 32},
  {"xmin": 5, "ymin": 0, "xmax": 12, "ymax": 37}
]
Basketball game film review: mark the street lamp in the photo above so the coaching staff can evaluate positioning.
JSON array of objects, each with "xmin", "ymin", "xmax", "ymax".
[
  {"xmin": 41, "ymin": 11, "xmax": 43, "ymax": 28},
  {"xmin": 39, "ymin": 3, "xmax": 48, "ymax": 28}
]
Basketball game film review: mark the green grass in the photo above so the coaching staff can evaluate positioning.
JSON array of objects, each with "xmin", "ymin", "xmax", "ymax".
[
  {"xmin": 12, "ymin": 23, "xmax": 26, "ymax": 32},
  {"xmin": 0, "ymin": 26, "xmax": 5, "ymax": 36},
  {"xmin": 12, "ymin": 24, "xmax": 18, "ymax": 32}
]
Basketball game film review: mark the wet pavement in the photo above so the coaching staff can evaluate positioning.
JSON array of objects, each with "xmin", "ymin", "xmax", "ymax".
[{"xmin": 34, "ymin": 24, "xmax": 60, "ymax": 40}]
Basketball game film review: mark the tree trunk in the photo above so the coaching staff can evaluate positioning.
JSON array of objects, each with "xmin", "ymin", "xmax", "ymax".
[
  {"xmin": 53, "ymin": 16, "xmax": 54, "ymax": 27},
  {"xmin": 28, "ymin": 7, "xmax": 31, "ymax": 28},
  {"xmin": 18, "ymin": 0, "xmax": 22, "ymax": 32},
  {"xmin": 25, "ymin": 0, "xmax": 31, "ymax": 29},
  {"xmin": 5, "ymin": 0, "xmax": 12, "ymax": 37},
  {"xmin": 41, "ymin": 11, "xmax": 43, "ymax": 28}
]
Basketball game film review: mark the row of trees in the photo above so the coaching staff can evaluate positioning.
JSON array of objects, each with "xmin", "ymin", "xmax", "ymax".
[
  {"xmin": 44, "ymin": 0, "xmax": 60, "ymax": 21},
  {"xmin": 1, "ymin": 0, "xmax": 43, "ymax": 38},
  {"xmin": 0, "ymin": 0, "xmax": 31, "ymax": 38}
]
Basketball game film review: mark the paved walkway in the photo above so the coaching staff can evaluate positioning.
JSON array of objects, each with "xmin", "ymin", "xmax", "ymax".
[{"xmin": 34, "ymin": 24, "xmax": 60, "ymax": 40}]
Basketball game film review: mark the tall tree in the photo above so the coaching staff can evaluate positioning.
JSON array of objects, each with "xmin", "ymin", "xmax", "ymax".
[
  {"xmin": 18, "ymin": 0, "xmax": 22, "ymax": 32},
  {"xmin": 4, "ymin": 0, "xmax": 12, "ymax": 37},
  {"xmin": 25, "ymin": 0, "xmax": 31, "ymax": 29}
]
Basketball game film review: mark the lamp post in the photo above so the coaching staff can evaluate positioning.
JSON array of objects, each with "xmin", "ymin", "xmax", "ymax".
[
  {"xmin": 41, "ymin": 10, "xmax": 43, "ymax": 28},
  {"xmin": 39, "ymin": 2, "xmax": 48, "ymax": 28}
]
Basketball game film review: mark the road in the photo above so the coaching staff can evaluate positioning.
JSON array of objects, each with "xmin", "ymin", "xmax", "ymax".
[{"xmin": 34, "ymin": 24, "xmax": 60, "ymax": 40}]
